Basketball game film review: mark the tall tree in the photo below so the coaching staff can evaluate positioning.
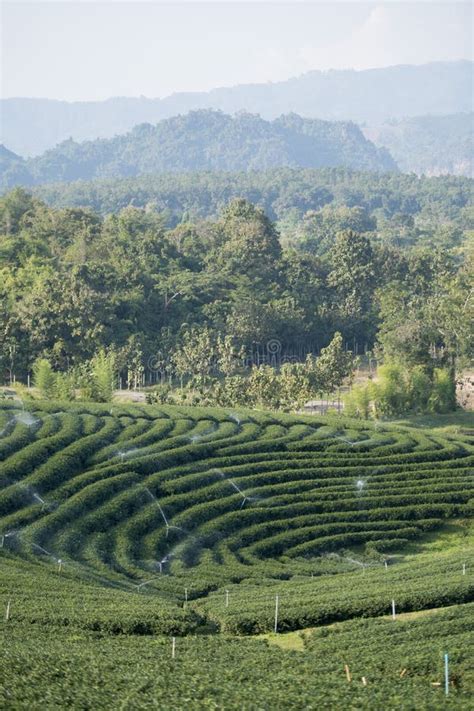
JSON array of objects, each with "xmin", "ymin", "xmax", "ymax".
[
  {"xmin": 214, "ymin": 199, "xmax": 281, "ymax": 285},
  {"xmin": 327, "ymin": 230, "xmax": 377, "ymax": 345},
  {"xmin": 32, "ymin": 358, "xmax": 56, "ymax": 399}
]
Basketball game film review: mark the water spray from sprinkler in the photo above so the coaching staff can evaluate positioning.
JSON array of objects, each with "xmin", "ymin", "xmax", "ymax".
[
  {"xmin": 338, "ymin": 436, "xmax": 355, "ymax": 447},
  {"xmin": 155, "ymin": 551, "xmax": 175, "ymax": 573},
  {"xmin": 215, "ymin": 471, "xmax": 257, "ymax": 509},
  {"xmin": 14, "ymin": 411, "xmax": 38, "ymax": 427},
  {"xmin": 32, "ymin": 492, "xmax": 47, "ymax": 511},
  {"xmin": 31, "ymin": 542, "xmax": 60, "ymax": 563},
  {"xmin": 143, "ymin": 487, "xmax": 184, "ymax": 538},
  {"xmin": 1, "ymin": 529, "xmax": 22, "ymax": 547},
  {"xmin": 136, "ymin": 577, "xmax": 160, "ymax": 591}
]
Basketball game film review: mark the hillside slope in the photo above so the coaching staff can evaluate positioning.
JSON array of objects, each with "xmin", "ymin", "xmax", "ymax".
[
  {"xmin": 365, "ymin": 113, "xmax": 474, "ymax": 177},
  {"xmin": 0, "ymin": 145, "xmax": 33, "ymax": 187},
  {"xmin": 2, "ymin": 61, "xmax": 471, "ymax": 157},
  {"xmin": 1, "ymin": 399, "xmax": 473, "ymax": 706},
  {"xmin": 0, "ymin": 111, "xmax": 397, "ymax": 189},
  {"xmin": 0, "ymin": 399, "xmax": 472, "ymax": 606}
]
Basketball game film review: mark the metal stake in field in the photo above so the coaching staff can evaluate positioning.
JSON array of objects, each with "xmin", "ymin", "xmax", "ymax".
[
  {"xmin": 225, "ymin": 589, "xmax": 229, "ymax": 608},
  {"xmin": 274, "ymin": 594, "xmax": 279, "ymax": 634},
  {"xmin": 184, "ymin": 587, "xmax": 188, "ymax": 607},
  {"xmin": 5, "ymin": 599, "xmax": 11, "ymax": 621},
  {"xmin": 57, "ymin": 559, "xmax": 63, "ymax": 573},
  {"xmin": 171, "ymin": 636, "xmax": 176, "ymax": 659},
  {"xmin": 444, "ymin": 653, "xmax": 449, "ymax": 696},
  {"xmin": 391, "ymin": 599, "xmax": 396, "ymax": 619},
  {"xmin": 462, "ymin": 563, "xmax": 466, "ymax": 575},
  {"xmin": 384, "ymin": 560, "xmax": 388, "ymax": 571}
]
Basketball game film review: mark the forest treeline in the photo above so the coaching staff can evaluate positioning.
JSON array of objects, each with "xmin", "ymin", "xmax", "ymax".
[
  {"xmin": 1, "ymin": 186, "xmax": 471, "ymax": 413},
  {"xmin": 32, "ymin": 168, "xmax": 472, "ymax": 248}
]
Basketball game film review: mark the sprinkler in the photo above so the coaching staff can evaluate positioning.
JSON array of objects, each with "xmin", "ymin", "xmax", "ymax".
[
  {"xmin": 143, "ymin": 488, "xmax": 184, "ymax": 538},
  {"xmin": 338, "ymin": 436, "xmax": 355, "ymax": 447}
]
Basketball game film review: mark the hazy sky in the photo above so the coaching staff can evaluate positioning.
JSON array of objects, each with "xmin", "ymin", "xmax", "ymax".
[{"xmin": 1, "ymin": 1, "xmax": 472, "ymax": 101}]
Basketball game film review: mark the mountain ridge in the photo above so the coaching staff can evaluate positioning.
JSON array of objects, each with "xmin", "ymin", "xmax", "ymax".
[
  {"xmin": 2, "ymin": 60, "xmax": 471, "ymax": 157},
  {"xmin": 363, "ymin": 112, "xmax": 473, "ymax": 177},
  {"xmin": 0, "ymin": 110, "xmax": 397, "ymax": 189}
]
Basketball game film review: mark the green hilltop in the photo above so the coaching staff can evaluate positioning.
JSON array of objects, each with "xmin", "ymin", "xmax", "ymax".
[{"xmin": 0, "ymin": 110, "xmax": 397, "ymax": 191}]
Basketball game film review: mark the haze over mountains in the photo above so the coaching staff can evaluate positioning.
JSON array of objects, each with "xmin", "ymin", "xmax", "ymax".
[
  {"xmin": 0, "ymin": 111, "xmax": 397, "ymax": 189},
  {"xmin": 364, "ymin": 113, "xmax": 473, "ymax": 177},
  {"xmin": 2, "ymin": 61, "xmax": 471, "ymax": 158}
]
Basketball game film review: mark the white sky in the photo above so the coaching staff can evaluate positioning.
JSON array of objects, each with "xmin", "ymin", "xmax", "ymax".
[{"xmin": 1, "ymin": 1, "xmax": 472, "ymax": 101}]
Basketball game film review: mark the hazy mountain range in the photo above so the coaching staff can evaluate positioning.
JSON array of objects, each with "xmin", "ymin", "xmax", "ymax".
[
  {"xmin": 364, "ymin": 113, "xmax": 473, "ymax": 177},
  {"xmin": 0, "ymin": 110, "xmax": 397, "ymax": 190},
  {"xmin": 2, "ymin": 61, "xmax": 471, "ymax": 158}
]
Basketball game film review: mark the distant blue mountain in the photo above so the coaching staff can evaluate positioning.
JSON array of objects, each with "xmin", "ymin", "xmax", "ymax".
[{"xmin": 1, "ymin": 61, "xmax": 471, "ymax": 157}]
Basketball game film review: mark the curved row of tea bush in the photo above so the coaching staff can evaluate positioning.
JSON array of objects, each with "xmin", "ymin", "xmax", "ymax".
[{"xmin": 0, "ymin": 400, "xmax": 472, "ymax": 621}]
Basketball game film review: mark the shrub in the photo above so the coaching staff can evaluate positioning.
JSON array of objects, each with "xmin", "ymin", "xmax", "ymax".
[{"xmin": 429, "ymin": 368, "xmax": 457, "ymax": 413}]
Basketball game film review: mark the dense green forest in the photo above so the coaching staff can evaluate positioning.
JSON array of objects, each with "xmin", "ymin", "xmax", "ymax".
[
  {"xmin": 365, "ymin": 112, "xmax": 473, "ymax": 177},
  {"xmin": 0, "ymin": 183, "xmax": 471, "ymax": 410},
  {"xmin": 0, "ymin": 111, "xmax": 396, "ymax": 190},
  {"xmin": 34, "ymin": 168, "xmax": 472, "ymax": 234},
  {"xmin": 1, "ymin": 61, "xmax": 471, "ymax": 157}
]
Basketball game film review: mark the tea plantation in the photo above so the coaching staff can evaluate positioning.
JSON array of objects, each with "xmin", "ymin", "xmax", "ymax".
[{"xmin": 0, "ymin": 400, "xmax": 473, "ymax": 708}]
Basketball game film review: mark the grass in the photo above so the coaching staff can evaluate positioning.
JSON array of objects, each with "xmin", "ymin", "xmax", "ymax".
[
  {"xmin": 259, "ymin": 630, "xmax": 306, "ymax": 651},
  {"xmin": 395, "ymin": 410, "xmax": 474, "ymax": 431},
  {"xmin": 402, "ymin": 519, "xmax": 473, "ymax": 557}
]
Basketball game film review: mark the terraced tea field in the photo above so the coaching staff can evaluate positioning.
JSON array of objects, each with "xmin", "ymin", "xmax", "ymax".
[{"xmin": 1, "ymin": 399, "xmax": 473, "ymax": 708}]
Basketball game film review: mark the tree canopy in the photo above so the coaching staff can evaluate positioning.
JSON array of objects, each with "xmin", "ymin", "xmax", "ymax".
[{"xmin": 1, "ymin": 186, "xmax": 471, "ymax": 393}]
